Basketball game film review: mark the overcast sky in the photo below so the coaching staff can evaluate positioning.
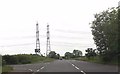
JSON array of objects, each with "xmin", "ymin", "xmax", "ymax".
[{"xmin": 0, "ymin": 0, "xmax": 119, "ymax": 56}]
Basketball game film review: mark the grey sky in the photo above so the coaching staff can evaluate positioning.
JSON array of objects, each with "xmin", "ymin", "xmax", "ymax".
[{"xmin": 0, "ymin": 0, "xmax": 119, "ymax": 56}]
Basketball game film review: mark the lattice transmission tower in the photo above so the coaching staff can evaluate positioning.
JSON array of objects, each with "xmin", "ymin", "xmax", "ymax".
[
  {"xmin": 35, "ymin": 22, "xmax": 41, "ymax": 55},
  {"xmin": 46, "ymin": 23, "xmax": 51, "ymax": 56}
]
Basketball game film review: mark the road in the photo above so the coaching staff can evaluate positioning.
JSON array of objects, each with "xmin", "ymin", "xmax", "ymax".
[{"xmin": 10, "ymin": 60, "xmax": 118, "ymax": 73}]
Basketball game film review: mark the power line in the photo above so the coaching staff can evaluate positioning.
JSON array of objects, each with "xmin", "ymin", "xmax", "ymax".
[
  {"xmin": 0, "ymin": 43, "xmax": 34, "ymax": 47},
  {"xmin": 54, "ymin": 29, "xmax": 92, "ymax": 34}
]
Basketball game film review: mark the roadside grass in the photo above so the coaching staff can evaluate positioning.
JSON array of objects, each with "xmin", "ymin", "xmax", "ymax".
[
  {"xmin": 0, "ymin": 66, "xmax": 2, "ymax": 73},
  {"xmin": 2, "ymin": 65, "xmax": 13, "ymax": 72},
  {"xmin": 30, "ymin": 56, "xmax": 55, "ymax": 63},
  {"xmin": 73, "ymin": 56, "xmax": 119, "ymax": 65},
  {"xmin": 2, "ymin": 54, "xmax": 55, "ymax": 65},
  {"xmin": 2, "ymin": 54, "xmax": 55, "ymax": 72}
]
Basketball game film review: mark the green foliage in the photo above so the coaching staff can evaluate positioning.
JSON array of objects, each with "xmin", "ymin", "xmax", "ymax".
[
  {"xmin": 91, "ymin": 7, "xmax": 119, "ymax": 62},
  {"xmin": 2, "ymin": 55, "xmax": 19, "ymax": 64},
  {"xmin": 65, "ymin": 50, "xmax": 83, "ymax": 59},
  {"xmin": 2, "ymin": 54, "xmax": 54, "ymax": 65},
  {"xmin": 2, "ymin": 65, "xmax": 13, "ymax": 72},
  {"xmin": 65, "ymin": 52, "xmax": 74, "ymax": 59},
  {"xmin": 85, "ymin": 48, "xmax": 96, "ymax": 59},
  {"xmin": 73, "ymin": 49, "xmax": 82, "ymax": 57},
  {"xmin": 16, "ymin": 54, "xmax": 31, "ymax": 64},
  {"xmin": 48, "ymin": 51, "xmax": 60, "ymax": 59},
  {"xmin": 118, "ymin": 6, "xmax": 120, "ymax": 65}
]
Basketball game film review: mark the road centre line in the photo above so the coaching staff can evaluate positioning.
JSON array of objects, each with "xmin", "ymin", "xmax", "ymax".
[
  {"xmin": 72, "ymin": 64, "xmax": 75, "ymax": 67},
  {"xmin": 28, "ymin": 69, "xmax": 33, "ymax": 72},
  {"xmin": 75, "ymin": 66, "xmax": 79, "ymax": 70},
  {"xmin": 81, "ymin": 70, "xmax": 86, "ymax": 74},
  {"xmin": 41, "ymin": 66, "xmax": 45, "ymax": 70},
  {"xmin": 68, "ymin": 61, "xmax": 86, "ymax": 74},
  {"xmin": 36, "ymin": 69, "xmax": 40, "ymax": 72}
]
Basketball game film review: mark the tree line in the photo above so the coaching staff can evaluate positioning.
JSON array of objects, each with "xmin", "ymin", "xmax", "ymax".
[{"xmin": 86, "ymin": 6, "xmax": 119, "ymax": 62}]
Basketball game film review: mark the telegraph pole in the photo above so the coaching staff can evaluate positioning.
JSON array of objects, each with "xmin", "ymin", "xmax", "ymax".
[
  {"xmin": 35, "ymin": 22, "xmax": 41, "ymax": 55},
  {"xmin": 46, "ymin": 23, "xmax": 51, "ymax": 56}
]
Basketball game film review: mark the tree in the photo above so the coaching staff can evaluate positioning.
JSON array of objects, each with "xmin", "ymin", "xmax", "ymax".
[
  {"xmin": 91, "ymin": 7, "xmax": 119, "ymax": 61},
  {"xmin": 85, "ymin": 48, "xmax": 96, "ymax": 59},
  {"xmin": 2, "ymin": 55, "xmax": 18, "ymax": 64},
  {"xmin": 118, "ymin": 6, "xmax": 120, "ymax": 61},
  {"xmin": 48, "ymin": 51, "xmax": 60, "ymax": 59},
  {"xmin": 65, "ymin": 52, "xmax": 74, "ymax": 59},
  {"xmin": 73, "ymin": 50, "xmax": 82, "ymax": 57},
  {"xmin": 48, "ymin": 51, "xmax": 56, "ymax": 58},
  {"xmin": 56, "ymin": 54, "xmax": 60, "ymax": 59}
]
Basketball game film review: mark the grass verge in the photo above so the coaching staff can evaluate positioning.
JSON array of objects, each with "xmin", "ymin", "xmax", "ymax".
[
  {"xmin": 72, "ymin": 56, "xmax": 119, "ymax": 65},
  {"xmin": 2, "ymin": 65, "xmax": 13, "ymax": 72},
  {"xmin": 0, "ymin": 66, "xmax": 2, "ymax": 73},
  {"xmin": 31, "ymin": 57, "xmax": 55, "ymax": 63},
  {"xmin": 2, "ymin": 54, "xmax": 56, "ymax": 72}
]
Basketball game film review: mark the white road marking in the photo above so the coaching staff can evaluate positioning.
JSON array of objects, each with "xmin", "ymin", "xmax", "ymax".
[
  {"xmin": 36, "ymin": 66, "xmax": 45, "ymax": 72},
  {"xmin": 75, "ymin": 66, "xmax": 79, "ymax": 70},
  {"xmin": 69, "ymin": 61, "xmax": 86, "ymax": 74},
  {"xmin": 40, "ymin": 66, "xmax": 45, "ymax": 69},
  {"xmin": 71, "ymin": 63, "xmax": 80, "ymax": 70},
  {"xmin": 28, "ymin": 69, "xmax": 33, "ymax": 72},
  {"xmin": 72, "ymin": 64, "xmax": 75, "ymax": 67},
  {"xmin": 36, "ymin": 69, "xmax": 40, "ymax": 72},
  {"xmin": 81, "ymin": 70, "xmax": 86, "ymax": 74}
]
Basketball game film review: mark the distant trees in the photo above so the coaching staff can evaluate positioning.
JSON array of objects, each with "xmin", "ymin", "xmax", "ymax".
[
  {"xmin": 65, "ymin": 49, "xmax": 82, "ymax": 59},
  {"xmin": 48, "ymin": 51, "xmax": 60, "ymax": 59},
  {"xmin": 90, "ymin": 7, "xmax": 119, "ymax": 62},
  {"xmin": 2, "ymin": 54, "xmax": 31, "ymax": 65},
  {"xmin": 85, "ymin": 48, "xmax": 96, "ymax": 59},
  {"xmin": 65, "ymin": 52, "xmax": 74, "ymax": 59},
  {"xmin": 73, "ymin": 50, "xmax": 82, "ymax": 57}
]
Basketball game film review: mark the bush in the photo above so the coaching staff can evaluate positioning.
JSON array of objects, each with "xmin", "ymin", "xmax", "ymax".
[
  {"xmin": 17, "ymin": 55, "xmax": 31, "ymax": 64},
  {"xmin": 2, "ymin": 55, "xmax": 18, "ymax": 64}
]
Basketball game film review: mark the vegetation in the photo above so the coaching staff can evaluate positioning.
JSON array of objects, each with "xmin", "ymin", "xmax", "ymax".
[
  {"xmin": 0, "ymin": 54, "xmax": 2, "ymax": 66},
  {"xmin": 2, "ymin": 54, "xmax": 55, "ymax": 65},
  {"xmin": 48, "ymin": 51, "xmax": 60, "ymax": 59},
  {"xmin": 65, "ymin": 49, "xmax": 82, "ymax": 59},
  {"xmin": 84, "ymin": 7, "xmax": 119, "ymax": 64},
  {"xmin": 73, "ymin": 7, "xmax": 119, "ymax": 65},
  {"xmin": 2, "ymin": 65, "xmax": 13, "ymax": 72},
  {"xmin": 85, "ymin": 48, "xmax": 96, "ymax": 59},
  {"xmin": 1, "ymin": 54, "xmax": 55, "ymax": 72}
]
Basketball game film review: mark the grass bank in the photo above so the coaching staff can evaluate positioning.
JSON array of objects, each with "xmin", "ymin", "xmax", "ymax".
[
  {"xmin": 0, "ymin": 66, "xmax": 1, "ymax": 73},
  {"xmin": 30, "ymin": 56, "xmax": 55, "ymax": 63},
  {"xmin": 72, "ymin": 56, "xmax": 119, "ymax": 65},
  {"xmin": 2, "ymin": 65, "xmax": 13, "ymax": 72},
  {"xmin": 2, "ymin": 54, "xmax": 55, "ymax": 65},
  {"xmin": 2, "ymin": 54, "xmax": 55, "ymax": 72}
]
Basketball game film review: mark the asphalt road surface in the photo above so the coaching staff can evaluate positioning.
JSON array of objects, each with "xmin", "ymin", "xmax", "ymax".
[{"xmin": 10, "ymin": 60, "xmax": 118, "ymax": 73}]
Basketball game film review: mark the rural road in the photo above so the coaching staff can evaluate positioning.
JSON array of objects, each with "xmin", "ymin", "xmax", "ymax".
[{"xmin": 10, "ymin": 60, "xmax": 118, "ymax": 73}]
